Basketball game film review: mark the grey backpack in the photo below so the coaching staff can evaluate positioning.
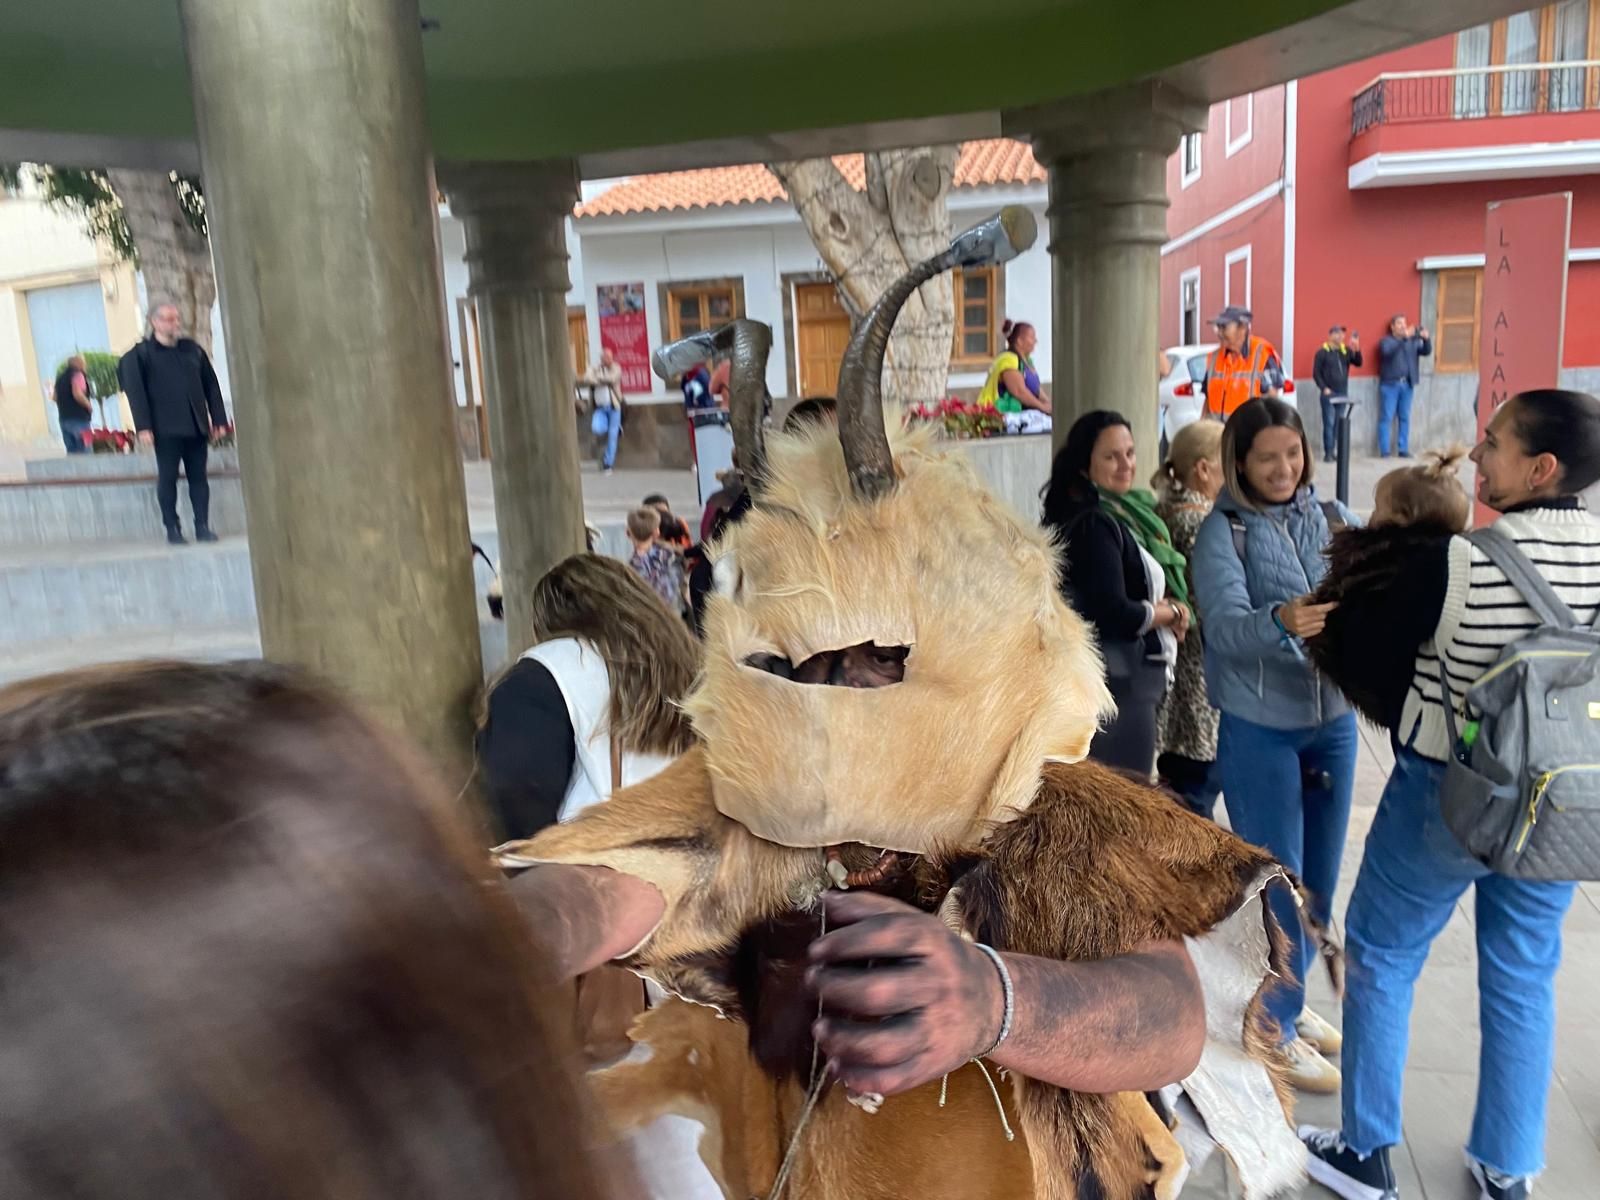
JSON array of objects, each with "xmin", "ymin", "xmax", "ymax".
[{"xmin": 1439, "ymin": 527, "xmax": 1600, "ymax": 880}]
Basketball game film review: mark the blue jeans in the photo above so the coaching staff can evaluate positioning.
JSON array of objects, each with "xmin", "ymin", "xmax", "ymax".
[
  {"xmin": 1319, "ymin": 394, "xmax": 1339, "ymax": 460},
  {"xmin": 1378, "ymin": 379, "xmax": 1413, "ymax": 456},
  {"xmin": 1341, "ymin": 746, "xmax": 1576, "ymax": 1177},
  {"xmin": 60, "ymin": 416, "xmax": 91, "ymax": 453},
  {"xmin": 598, "ymin": 405, "xmax": 622, "ymax": 470},
  {"xmin": 1218, "ymin": 711, "xmax": 1358, "ymax": 1039}
]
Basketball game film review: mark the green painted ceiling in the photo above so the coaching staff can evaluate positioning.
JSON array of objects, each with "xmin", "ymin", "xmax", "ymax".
[{"xmin": 2, "ymin": 0, "xmax": 1349, "ymax": 161}]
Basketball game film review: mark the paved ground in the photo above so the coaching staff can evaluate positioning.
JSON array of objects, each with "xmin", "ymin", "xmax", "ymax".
[
  {"xmin": 1181, "ymin": 723, "xmax": 1600, "ymax": 1200},
  {"xmin": 463, "ymin": 458, "xmax": 703, "ymax": 527},
  {"xmin": 6, "ymin": 448, "xmax": 1597, "ymax": 1196}
]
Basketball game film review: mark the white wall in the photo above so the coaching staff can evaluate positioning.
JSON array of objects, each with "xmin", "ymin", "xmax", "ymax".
[
  {"xmin": 576, "ymin": 214, "xmax": 828, "ymax": 404},
  {"xmin": 438, "ymin": 208, "xmax": 585, "ymax": 408},
  {"xmin": 571, "ymin": 189, "xmax": 1052, "ymax": 404},
  {"xmin": 0, "ymin": 197, "xmax": 104, "ymax": 401},
  {"xmin": 0, "ymin": 194, "xmax": 102, "ymax": 285}
]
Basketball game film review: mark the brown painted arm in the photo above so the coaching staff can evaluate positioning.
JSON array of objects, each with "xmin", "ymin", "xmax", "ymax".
[{"xmin": 987, "ymin": 939, "xmax": 1205, "ymax": 1093}]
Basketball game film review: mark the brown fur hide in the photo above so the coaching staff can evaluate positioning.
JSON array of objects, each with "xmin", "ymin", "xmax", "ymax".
[
  {"xmin": 1308, "ymin": 521, "xmax": 1457, "ymax": 732},
  {"xmin": 500, "ymin": 752, "xmax": 1292, "ymax": 1200}
]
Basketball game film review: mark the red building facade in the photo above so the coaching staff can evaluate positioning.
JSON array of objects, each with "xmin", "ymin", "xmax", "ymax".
[{"xmin": 1160, "ymin": 4, "xmax": 1600, "ymax": 453}]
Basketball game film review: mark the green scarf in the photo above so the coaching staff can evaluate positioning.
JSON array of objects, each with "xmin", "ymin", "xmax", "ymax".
[{"xmin": 1096, "ymin": 486, "xmax": 1190, "ymax": 608}]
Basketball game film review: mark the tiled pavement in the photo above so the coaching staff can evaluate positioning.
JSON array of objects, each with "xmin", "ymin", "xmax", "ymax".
[{"xmin": 1189, "ymin": 723, "xmax": 1600, "ymax": 1199}]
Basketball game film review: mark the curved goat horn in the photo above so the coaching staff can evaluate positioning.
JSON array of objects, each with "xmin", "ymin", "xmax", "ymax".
[
  {"xmin": 835, "ymin": 205, "xmax": 1039, "ymax": 502},
  {"xmin": 652, "ymin": 319, "xmax": 772, "ymax": 490}
]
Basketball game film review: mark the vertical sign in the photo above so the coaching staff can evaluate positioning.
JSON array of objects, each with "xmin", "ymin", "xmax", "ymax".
[
  {"xmin": 596, "ymin": 282, "xmax": 651, "ymax": 393},
  {"xmin": 1476, "ymin": 194, "xmax": 1571, "ymax": 522}
]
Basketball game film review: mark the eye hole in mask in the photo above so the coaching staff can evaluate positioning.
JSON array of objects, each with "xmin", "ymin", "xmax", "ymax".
[{"xmin": 742, "ymin": 642, "xmax": 909, "ymax": 689}]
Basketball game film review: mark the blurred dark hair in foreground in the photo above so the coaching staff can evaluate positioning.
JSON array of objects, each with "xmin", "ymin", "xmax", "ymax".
[{"xmin": 0, "ymin": 660, "xmax": 620, "ymax": 1199}]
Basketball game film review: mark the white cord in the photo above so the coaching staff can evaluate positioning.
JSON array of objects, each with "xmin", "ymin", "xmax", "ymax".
[{"xmin": 936, "ymin": 1060, "xmax": 1016, "ymax": 1143}]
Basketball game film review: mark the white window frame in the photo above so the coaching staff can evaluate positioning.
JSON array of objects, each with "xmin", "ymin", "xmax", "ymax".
[
  {"xmin": 1223, "ymin": 245, "xmax": 1252, "ymax": 311},
  {"xmin": 1225, "ymin": 94, "xmax": 1253, "ymax": 157},
  {"xmin": 1178, "ymin": 267, "xmax": 1202, "ymax": 346},
  {"xmin": 1180, "ymin": 133, "xmax": 1203, "ymax": 189}
]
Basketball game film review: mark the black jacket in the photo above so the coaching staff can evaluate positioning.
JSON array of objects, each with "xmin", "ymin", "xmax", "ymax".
[
  {"xmin": 1307, "ymin": 523, "xmax": 1451, "ymax": 731},
  {"xmin": 475, "ymin": 658, "xmax": 576, "ymax": 841},
  {"xmin": 1049, "ymin": 493, "xmax": 1159, "ymax": 658},
  {"xmin": 1311, "ymin": 342, "xmax": 1364, "ymax": 398},
  {"xmin": 120, "ymin": 337, "xmax": 227, "ymax": 436}
]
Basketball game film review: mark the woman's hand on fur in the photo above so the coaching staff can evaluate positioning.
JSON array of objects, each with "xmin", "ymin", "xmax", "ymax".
[
  {"xmin": 805, "ymin": 891, "xmax": 1003, "ymax": 1096},
  {"xmin": 1277, "ymin": 594, "xmax": 1337, "ymax": 638},
  {"xmin": 505, "ymin": 864, "xmax": 665, "ymax": 981}
]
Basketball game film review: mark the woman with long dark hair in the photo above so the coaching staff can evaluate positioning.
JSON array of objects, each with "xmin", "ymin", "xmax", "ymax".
[
  {"xmin": 1299, "ymin": 390, "xmax": 1600, "ymax": 1200},
  {"xmin": 1043, "ymin": 410, "xmax": 1189, "ymax": 775},
  {"xmin": 1190, "ymin": 397, "xmax": 1356, "ymax": 1095},
  {"xmin": 0, "ymin": 660, "xmax": 622, "ymax": 1200}
]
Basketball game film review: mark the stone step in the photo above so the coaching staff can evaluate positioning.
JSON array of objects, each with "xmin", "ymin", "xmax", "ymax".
[
  {"xmin": 0, "ymin": 624, "xmax": 265, "ymax": 688},
  {"xmin": 0, "ymin": 474, "xmax": 248, "ymax": 547},
  {"xmin": 1, "ymin": 536, "xmax": 259, "ymax": 648},
  {"xmin": 24, "ymin": 446, "xmax": 242, "ymax": 481},
  {"xmin": 0, "ymin": 616, "xmax": 511, "ymax": 688},
  {"xmin": 1, "ymin": 534, "xmax": 504, "ymax": 646}
]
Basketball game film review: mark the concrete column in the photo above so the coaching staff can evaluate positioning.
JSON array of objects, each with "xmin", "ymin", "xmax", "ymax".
[
  {"xmin": 179, "ymin": 0, "xmax": 482, "ymax": 765},
  {"xmin": 1010, "ymin": 84, "xmax": 1205, "ymax": 469},
  {"xmin": 440, "ymin": 162, "xmax": 586, "ymax": 654}
]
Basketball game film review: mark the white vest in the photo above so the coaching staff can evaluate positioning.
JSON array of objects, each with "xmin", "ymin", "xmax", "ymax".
[
  {"xmin": 521, "ymin": 637, "xmax": 675, "ymax": 821},
  {"xmin": 520, "ymin": 639, "xmax": 716, "ymax": 1199}
]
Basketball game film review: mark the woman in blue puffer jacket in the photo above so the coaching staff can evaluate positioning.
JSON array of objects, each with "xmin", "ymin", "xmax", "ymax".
[{"xmin": 1190, "ymin": 398, "xmax": 1358, "ymax": 1097}]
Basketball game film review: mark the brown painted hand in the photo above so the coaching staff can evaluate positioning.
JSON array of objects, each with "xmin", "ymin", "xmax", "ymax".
[{"xmin": 806, "ymin": 891, "xmax": 1002, "ymax": 1097}]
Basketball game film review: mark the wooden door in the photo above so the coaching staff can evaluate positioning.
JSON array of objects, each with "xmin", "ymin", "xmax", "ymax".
[
  {"xmin": 795, "ymin": 283, "xmax": 851, "ymax": 398},
  {"xmin": 568, "ymin": 308, "xmax": 589, "ymax": 376}
]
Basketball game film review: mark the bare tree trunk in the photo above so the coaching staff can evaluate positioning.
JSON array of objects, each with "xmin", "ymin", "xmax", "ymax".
[
  {"xmin": 106, "ymin": 168, "xmax": 217, "ymax": 353},
  {"xmin": 770, "ymin": 147, "xmax": 958, "ymax": 408}
]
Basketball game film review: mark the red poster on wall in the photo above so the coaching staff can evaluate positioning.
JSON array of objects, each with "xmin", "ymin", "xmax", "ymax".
[
  {"xmin": 597, "ymin": 283, "xmax": 651, "ymax": 394},
  {"xmin": 1475, "ymin": 194, "xmax": 1571, "ymax": 523}
]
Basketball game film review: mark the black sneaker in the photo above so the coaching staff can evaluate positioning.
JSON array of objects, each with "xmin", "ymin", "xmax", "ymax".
[
  {"xmin": 1300, "ymin": 1127, "xmax": 1398, "ymax": 1200},
  {"xmin": 195, "ymin": 526, "xmax": 219, "ymax": 543},
  {"xmin": 1467, "ymin": 1154, "xmax": 1532, "ymax": 1200},
  {"xmin": 166, "ymin": 527, "xmax": 187, "ymax": 546}
]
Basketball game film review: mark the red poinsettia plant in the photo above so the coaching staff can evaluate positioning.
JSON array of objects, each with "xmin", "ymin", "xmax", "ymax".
[
  {"xmin": 906, "ymin": 397, "xmax": 1007, "ymax": 440},
  {"xmin": 82, "ymin": 427, "xmax": 137, "ymax": 454}
]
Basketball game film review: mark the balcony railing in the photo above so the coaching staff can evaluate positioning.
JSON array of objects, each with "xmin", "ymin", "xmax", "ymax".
[{"xmin": 1352, "ymin": 62, "xmax": 1600, "ymax": 138}]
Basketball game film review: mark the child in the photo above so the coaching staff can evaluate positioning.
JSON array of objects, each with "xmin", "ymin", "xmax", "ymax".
[
  {"xmin": 1308, "ymin": 446, "xmax": 1470, "ymax": 731},
  {"xmin": 1369, "ymin": 445, "xmax": 1472, "ymax": 531},
  {"xmin": 627, "ymin": 507, "xmax": 686, "ymax": 615}
]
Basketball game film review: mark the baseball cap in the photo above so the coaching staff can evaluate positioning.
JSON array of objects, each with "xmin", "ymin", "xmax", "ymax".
[{"xmin": 1212, "ymin": 305, "xmax": 1252, "ymax": 326}]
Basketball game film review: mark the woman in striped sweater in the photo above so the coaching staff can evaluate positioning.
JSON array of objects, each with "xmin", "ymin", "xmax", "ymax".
[{"xmin": 1299, "ymin": 389, "xmax": 1600, "ymax": 1200}]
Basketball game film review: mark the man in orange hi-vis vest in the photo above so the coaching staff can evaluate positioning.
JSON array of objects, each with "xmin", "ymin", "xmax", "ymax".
[{"xmin": 1203, "ymin": 305, "xmax": 1285, "ymax": 420}]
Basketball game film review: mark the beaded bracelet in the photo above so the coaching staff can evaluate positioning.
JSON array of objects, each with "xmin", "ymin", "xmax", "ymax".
[{"xmin": 971, "ymin": 942, "xmax": 1015, "ymax": 1058}]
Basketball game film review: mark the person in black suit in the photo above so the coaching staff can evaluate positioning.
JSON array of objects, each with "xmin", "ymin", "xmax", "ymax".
[
  {"xmin": 1042, "ymin": 411, "xmax": 1188, "ymax": 775},
  {"xmin": 119, "ymin": 302, "xmax": 228, "ymax": 545}
]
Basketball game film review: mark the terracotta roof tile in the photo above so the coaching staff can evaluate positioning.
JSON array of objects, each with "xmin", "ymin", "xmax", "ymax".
[{"xmin": 575, "ymin": 139, "xmax": 1044, "ymax": 218}]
